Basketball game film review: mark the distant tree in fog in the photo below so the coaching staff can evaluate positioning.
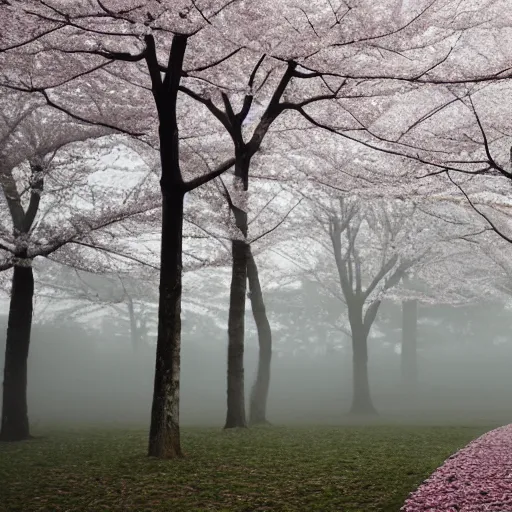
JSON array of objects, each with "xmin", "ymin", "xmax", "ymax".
[
  {"xmin": 287, "ymin": 197, "xmax": 439, "ymax": 414},
  {"xmin": 326, "ymin": 199, "xmax": 420, "ymax": 414},
  {"xmin": 35, "ymin": 264, "xmax": 160, "ymax": 351}
]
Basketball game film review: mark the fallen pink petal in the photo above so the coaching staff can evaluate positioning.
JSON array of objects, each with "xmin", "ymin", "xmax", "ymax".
[{"xmin": 402, "ymin": 425, "xmax": 512, "ymax": 512}]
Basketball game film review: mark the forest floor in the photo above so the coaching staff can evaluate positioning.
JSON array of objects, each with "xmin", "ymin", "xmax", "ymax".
[{"xmin": 0, "ymin": 425, "xmax": 492, "ymax": 512}]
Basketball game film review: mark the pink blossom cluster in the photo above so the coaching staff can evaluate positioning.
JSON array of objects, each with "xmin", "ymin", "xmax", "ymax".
[{"xmin": 401, "ymin": 424, "xmax": 512, "ymax": 512}]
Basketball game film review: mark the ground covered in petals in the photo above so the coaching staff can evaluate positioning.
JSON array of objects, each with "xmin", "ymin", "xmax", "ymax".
[
  {"xmin": 402, "ymin": 424, "xmax": 512, "ymax": 512},
  {"xmin": 0, "ymin": 425, "xmax": 489, "ymax": 511}
]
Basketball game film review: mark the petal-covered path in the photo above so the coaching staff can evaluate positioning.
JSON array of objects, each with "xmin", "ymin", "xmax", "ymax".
[{"xmin": 401, "ymin": 424, "xmax": 512, "ymax": 511}]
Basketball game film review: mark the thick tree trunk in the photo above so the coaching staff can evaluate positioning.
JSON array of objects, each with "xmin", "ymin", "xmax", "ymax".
[
  {"xmin": 224, "ymin": 237, "xmax": 248, "ymax": 429},
  {"xmin": 224, "ymin": 150, "xmax": 250, "ymax": 429},
  {"xmin": 247, "ymin": 248, "xmax": 272, "ymax": 426},
  {"xmin": 146, "ymin": 33, "xmax": 189, "ymax": 458},
  {"xmin": 349, "ymin": 326, "xmax": 377, "ymax": 415},
  {"xmin": 1, "ymin": 264, "xmax": 34, "ymax": 442},
  {"xmin": 401, "ymin": 299, "xmax": 418, "ymax": 391},
  {"xmin": 148, "ymin": 190, "xmax": 184, "ymax": 458}
]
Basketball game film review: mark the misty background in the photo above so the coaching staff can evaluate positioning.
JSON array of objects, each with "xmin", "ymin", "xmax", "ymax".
[{"xmin": 2, "ymin": 280, "xmax": 511, "ymax": 428}]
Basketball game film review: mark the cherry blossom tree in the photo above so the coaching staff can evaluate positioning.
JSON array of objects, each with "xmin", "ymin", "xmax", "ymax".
[
  {"xmin": 327, "ymin": 199, "xmax": 422, "ymax": 413},
  {"xmin": 188, "ymin": 173, "xmax": 303, "ymax": 425},
  {"xmin": 221, "ymin": 177, "xmax": 304, "ymax": 425},
  {"xmin": 0, "ymin": 95, "xmax": 160, "ymax": 441},
  {"xmin": 0, "ymin": 0, "xmax": 242, "ymax": 457},
  {"xmin": 2, "ymin": 0, "xmax": 509, "ymax": 455},
  {"xmin": 381, "ymin": 194, "xmax": 512, "ymax": 392},
  {"xmin": 281, "ymin": 195, "xmax": 444, "ymax": 414},
  {"xmin": 171, "ymin": 0, "xmax": 492, "ymax": 428},
  {"xmin": 178, "ymin": 50, "xmax": 345, "ymax": 428}
]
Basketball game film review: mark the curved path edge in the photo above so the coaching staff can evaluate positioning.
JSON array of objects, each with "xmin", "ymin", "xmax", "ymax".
[{"xmin": 401, "ymin": 424, "xmax": 512, "ymax": 512}]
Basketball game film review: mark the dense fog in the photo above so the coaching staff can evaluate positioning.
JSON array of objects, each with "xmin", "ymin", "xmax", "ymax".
[{"xmin": 2, "ymin": 294, "xmax": 511, "ymax": 429}]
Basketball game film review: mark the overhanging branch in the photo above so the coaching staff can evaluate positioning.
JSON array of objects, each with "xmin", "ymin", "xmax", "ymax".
[
  {"xmin": 184, "ymin": 157, "xmax": 235, "ymax": 192},
  {"xmin": 447, "ymin": 172, "xmax": 512, "ymax": 245}
]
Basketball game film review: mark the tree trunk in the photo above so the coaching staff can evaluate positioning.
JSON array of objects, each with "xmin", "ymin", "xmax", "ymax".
[
  {"xmin": 127, "ymin": 296, "xmax": 140, "ymax": 351},
  {"xmin": 148, "ymin": 190, "xmax": 184, "ymax": 458},
  {"xmin": 146, "ymin": 33, "xmax": 188, "ymax": 458},
  {"xmin": 247, "ymin": 248, "xmax": 272, "ymax": 426},
  {"xmin": 401, "ymin": 299, "xmax": 418, "ymax": 391},
  {"xmin": 1, "ymin": 264, "xmax": 34, "ymax": 442},
  {"xmin": 349, "ymin": 325, "xmax": 377, "ymax": 415},
  {"xmin": 224, "ymin": 236, "xmax": 248, "ymax": 429},
  {"xmin": 224, "ymin": 150, "xmax": 249, "ymax": 430}
]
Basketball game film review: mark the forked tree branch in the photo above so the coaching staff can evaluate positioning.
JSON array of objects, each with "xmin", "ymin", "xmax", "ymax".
[
  {"xmin": 184, "ymin": 157, "xmax": 235, "ymax": 192},
  {"xmin": 447, "ymin": 172, "xmax": 512, "ymax": 245}
]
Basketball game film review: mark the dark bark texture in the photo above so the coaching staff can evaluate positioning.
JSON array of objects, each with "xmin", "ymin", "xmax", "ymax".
[
  {"xmin": 1, "ymin": 265, "xmax": 34, "ymax": 442},
  {"xmin": 224, "ymin": 153, "xmax": 250, "ymax": 430},
  {"xmin": 187, "ymin": 63, "xmax": 297, "ymax": 431},
  {"xmin": 148, "ymin": 190, "xmax": 184, "ymax": 458},
  {"xmin": 224, "ymin": 236, "xmax": 248, "ymax": 429},
  {"xmin": 1, "ymin": 161, "xmax": 42, "ymax": 442},
  {"xmin": 146, "ymin": 33, "xmax": 235, "ymax": 455},
  {"xmin": 147, "ymin": 34, "xmax": 186, "ymax": 458},
  {"xmin": 247, "ymin": 248, "xmax": 272, "ymax": 426},
  {"xmin": 401, "ymin": 299, "xmax": 418, "ymax": 391}
]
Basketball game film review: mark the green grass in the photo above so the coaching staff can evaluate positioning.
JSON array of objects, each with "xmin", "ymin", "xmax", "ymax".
[{"xmin": 0, "ymin": 425, "xmax": 491, "ymax": 512}]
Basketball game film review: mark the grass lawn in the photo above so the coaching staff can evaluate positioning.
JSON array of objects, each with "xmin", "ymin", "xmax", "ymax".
[{"xmin": 0, "ymin": 424, "xmax": 491, "ymax": 512}]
